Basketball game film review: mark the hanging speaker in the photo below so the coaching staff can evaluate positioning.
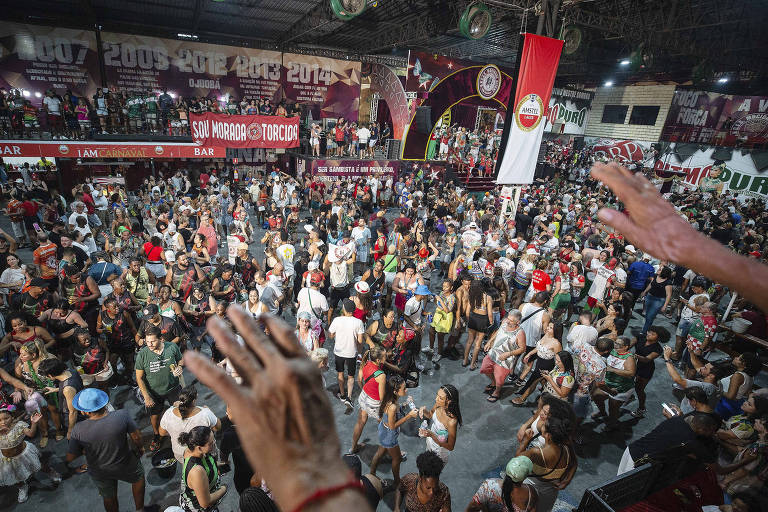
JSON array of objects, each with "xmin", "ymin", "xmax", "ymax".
[
  {"xmin": 629, "ymin": 43, "xmax": 655, "ymax": 71},
  {"xmin": 459, "ymin": 2, "xmax": 492, "ymax": 40},
  {"xmin": 330, "ymin": 0, "xmax": 366, "ymax": 20},
  {"xmin": 561, "ymin": 25, "xmax": 583, "ymax": 55}
]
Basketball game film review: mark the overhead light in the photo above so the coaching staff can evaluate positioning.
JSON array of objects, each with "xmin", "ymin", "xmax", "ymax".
[
  {"xmin": 22, "ymin": 90, "xmax": 30, "ymax": 97},
  {"xmin": 34, "ymin": 92, "xmax": 42, "ymax": 98},
  {"xmin": 604, "ymin": 80, "xmax": 614, "ymax": 87},
  {"xmin": 169, "ymin": 92, "xmax": 176, "ymax": 98},
  {"xmin": 620, "ymin": 59, "xmax": 630, "ymax": 66},
  {"xmin": 177, "ymin": 33, "xmax": 198, "ymax": 40},
  {"xmin": 717, "ymin": 77, "xmax": 728, "ymax": 83}
]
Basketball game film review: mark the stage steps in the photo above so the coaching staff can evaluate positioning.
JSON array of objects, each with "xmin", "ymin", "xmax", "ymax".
[{"xmin": 453, "ymin": 171, "xmax": 496, "ymax": 192}]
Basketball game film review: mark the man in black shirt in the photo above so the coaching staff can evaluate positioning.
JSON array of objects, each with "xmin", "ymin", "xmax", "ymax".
[
  {"xmin": 135, "ymin": 304, "xmax": 182, "ymax": 346},
  {"xmin": 220, "ymin": 404, "xmax": 254, "ymax": 494},
  {"xmin": 618, "ymin": 412, "xmax": 719, "ymax": 475},
  {"xmin": 515, "ymin": 207, "xmax": 533, "ymax": 238},
  {"xmin": 12, "ymin": 277, "xmax": 55, "ymax": 317}
]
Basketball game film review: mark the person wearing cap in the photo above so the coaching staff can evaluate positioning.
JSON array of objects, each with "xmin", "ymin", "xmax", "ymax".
[
  {"xmin": 626, "ymin": 250, "xmax": 655, "ymax": 306},
  {"xmin": 403, "ymin": 284, "xmax": 432, "ymax": 343},
  {"xmin": 136, "ymin": 303, "xmax": 183, "ymax": 347},
  {"xmin": 66, "ymin": 388, "xmax": 151, "ymax": 512},
  {"xmin": 10, "ymin": 276, "xmax": 55, "ymax": 318},
  {"xmin": 328, "ymin": 299, "xmax": 365, "ymax": 408},
  {"xmin": 60, "ymin": 263, "xmax": 101, "ymax": 332},
  {"xmin": 233, "ymin": 243, "xmax": 260, "ymax": 287},
  {"xmin": 135, "ymin": 325, "xmax": 183, "ymax": 452},
  {"xmin": 467, "ymin": 455, "xmax": 536, "ymax": 511}
]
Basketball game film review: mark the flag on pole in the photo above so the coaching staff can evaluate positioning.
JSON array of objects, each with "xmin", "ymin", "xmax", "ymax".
[{"xmin": 496, "ymin": 33, "xmax": 563, "ymax": 185}]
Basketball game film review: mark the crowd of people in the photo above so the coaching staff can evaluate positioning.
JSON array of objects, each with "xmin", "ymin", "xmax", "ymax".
[
  {"xmin": 0, "ymin": 87, "xmax": 304, "ymax": 140},
  {"xmin": 0, "ymin": 141, "xmax": 764, "ymax": 512}
]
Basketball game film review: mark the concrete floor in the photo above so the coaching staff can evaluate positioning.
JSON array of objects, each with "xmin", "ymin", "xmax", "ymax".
[{"xmin": 0, "ymin": 208, "xmax": 754, "ymax": 512}]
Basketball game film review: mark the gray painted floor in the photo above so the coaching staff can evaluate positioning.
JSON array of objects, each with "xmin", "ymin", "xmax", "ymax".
[{"xmin": 0, "ymin": 208, "xmax": 751, "ymax": 512}]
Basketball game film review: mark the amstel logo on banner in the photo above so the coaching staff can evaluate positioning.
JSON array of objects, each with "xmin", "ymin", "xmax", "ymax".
[
  {"xmin": 515, "ymin": 93, "xmax": 544, "ymax": 132},
  {"xmin": 477, "ymin": 64, "xmax": 502, "ymax": 100}
]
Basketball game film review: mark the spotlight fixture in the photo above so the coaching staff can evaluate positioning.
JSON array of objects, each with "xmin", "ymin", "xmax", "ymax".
[
  {"xmin": 717, "ymin": 77, "xmax": 728, "ymax": 83},
  {"xmin": 331, "ymin": 0, "xmax": 366, "ymax": 20},
  {"xmin": 459, "ymin": 2, "xmax": 492, "ymax": 40},
  {"xmin": 620, "ymin": 59, "xmax": 630, "ymax": 65},
  {"xmin": 604, "ymin": 80, "xmax": 614, "ymax": 87}
]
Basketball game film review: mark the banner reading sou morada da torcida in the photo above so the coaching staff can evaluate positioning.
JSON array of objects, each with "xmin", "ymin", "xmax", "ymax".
[
  {"xmin": 496, "ymin": 33, "xmax": 563, "ymax": 185},
  {"xmin": 190, "ymin": 112, "xmax": 299, "ymax": 149}
]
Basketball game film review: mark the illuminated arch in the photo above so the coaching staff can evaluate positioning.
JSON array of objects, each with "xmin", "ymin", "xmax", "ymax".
[{"xmin": 401, "ymin": 65, "xmax": 513, "ymax": 160}]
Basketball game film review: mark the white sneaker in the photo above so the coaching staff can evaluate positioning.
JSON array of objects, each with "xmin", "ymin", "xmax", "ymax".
[
  {"xmin": 431, "ymin": 353, "xmax": 442, "ymax": 364},
  {"xmin": 17, "ymin": 483, "xmax": 28, "ymax": 503}
]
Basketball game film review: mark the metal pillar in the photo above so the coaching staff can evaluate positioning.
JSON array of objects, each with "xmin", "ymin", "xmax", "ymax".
[{"xmin": 536, "ymin": 0, "xmax": 562, "ymax": 37}]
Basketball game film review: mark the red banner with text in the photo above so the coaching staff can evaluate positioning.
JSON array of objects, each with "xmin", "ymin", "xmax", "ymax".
[
  {"xmin": 496, "ymin": 33, "xmax": 563, "ymax": 185},
  {"xmin": 190, "ymin": 112, "xmax": 299, "ymax": 149}
]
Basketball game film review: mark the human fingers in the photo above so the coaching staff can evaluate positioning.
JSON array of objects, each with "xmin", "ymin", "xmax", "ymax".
[
  {"xmin": 280, "ymin": 363, "xmax": 314, "ymax": 446},
  {"xmin": 207, "ymin": 316, "xmax": 262, "ymax": 385},
  {"xmin": 227, "ymin": 304, "xmax": 281, "ymax": 367},
  {"xmin": 184, "ymin": 349, "xmax": 249, "ymax": 411},
  {"xmin": 590, "ymin": 162, "xmax": 643, "ymax": 203},
  {"xmin": 260, "ymin": 313, "xmax": 303, "ymax": 357},
  {"xmin": 596, "ymin": 208, "xmax": 640, "ymax": 243}
]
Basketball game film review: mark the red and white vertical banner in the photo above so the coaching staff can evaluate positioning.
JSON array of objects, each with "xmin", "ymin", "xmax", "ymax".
[{"xmin": 496, "ymin": 33, "xmax": 563, "ymax": 185}]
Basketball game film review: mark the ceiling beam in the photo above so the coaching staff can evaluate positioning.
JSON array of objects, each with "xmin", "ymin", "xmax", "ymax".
[{"xmin": 278, "ymin": 0, "xmax": 337, "ymax": 45}]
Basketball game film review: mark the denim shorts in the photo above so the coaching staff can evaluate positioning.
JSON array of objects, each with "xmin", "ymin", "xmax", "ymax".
[
  {"xmin": 573, "ymin": 393, "xmax": 592, "ymax": 418},
  {"xmin": 676, "ymin": 319, "xmax": 692, "ymax": 338}
]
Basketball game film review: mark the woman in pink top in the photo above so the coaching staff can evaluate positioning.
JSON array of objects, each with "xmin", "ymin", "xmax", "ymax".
[{"xmin": 197, "ymin": 214, "xmax": 218, "ymax": 259}]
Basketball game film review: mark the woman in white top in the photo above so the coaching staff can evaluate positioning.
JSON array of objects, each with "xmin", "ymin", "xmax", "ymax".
[
  {"xmin": 516, "ymin": 393, "xmax": 559, "ymax": 449},
  {"xmin": 241, "ymin": 287, "xmax": 261, "ymax": 318},
  {"xmin": 159, "ymin": 386, "xmax": 221, "ymax": 463},
  {"xmin": 418, "ymin": 384, "xmax": 462, "ymax": 463},
  {"xmin": 716, "ymin": 352, "xmax": 762, "ymax": 420},
  {"xmin": 0, "ymin": 254, "xmax": 25, "ymax": 306}
]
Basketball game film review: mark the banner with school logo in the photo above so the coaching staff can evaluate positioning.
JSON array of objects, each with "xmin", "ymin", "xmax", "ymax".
[
  {"xmin": 543, "ymin": 87, "xmax": 594, "ymax": 135},
  {"xmin": 654, "ymin": 143, "xmax": 768, "ymax": 200},
  {"xmin": 190, "ymin": 112, "xmax": 299, "ymax": 149},
  {"xmin": 0, "ymin": 21, "xmax": 100, "ymax": 103},
  {"xmin": 496, "ymin": 33, "xmax": 563, "ymax": 185},
  {"xmin": 661, "ymin": 89, "xmax": 768, "ymax": 147}
]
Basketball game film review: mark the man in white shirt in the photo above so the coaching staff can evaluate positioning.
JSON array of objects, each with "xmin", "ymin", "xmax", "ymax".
[
  {"xmin": 43, "ymin": 90, "xmax": 64, "ymax": 139},
  {"xmin": 404, "ymin": 285, "xmax": 432, "ymax": 351},
  {"xmin": 296, "ymin": 272, "xmax": 329, "ymax": 322},
  {"xmin": 566, "ymin": 311, "xmax": 599, "ymax": 349},
  {"xmin": 356, "ymin": 124, "xmax": 370, "ymax": 157},
  {"xmin": 328, "ymin": 299, "xmax": 364, "ymax": 408},
  {"xmin": 254, "ymin": 271, "xmax": 282, "ymax": 315},
  {"xmin": 275, "ymin": 231, "xmax": 295, "ymax": 278}
]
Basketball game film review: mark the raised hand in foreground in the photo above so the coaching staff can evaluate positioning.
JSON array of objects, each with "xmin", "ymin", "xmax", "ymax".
[
  {"xmin": 184, "ymin": 307, "xmax": 371, "ymax": 512},
  {"xmin": 591, "ymin": 162, "xmax": 768, "ymax": 312}
]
